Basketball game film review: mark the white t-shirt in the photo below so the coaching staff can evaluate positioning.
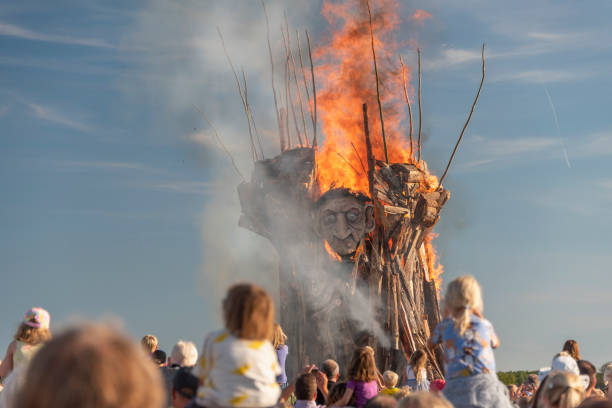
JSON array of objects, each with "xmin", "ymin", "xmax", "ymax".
[{"xmin": 193, "ymin": 329, "xmax": 281, "ymax": 407}]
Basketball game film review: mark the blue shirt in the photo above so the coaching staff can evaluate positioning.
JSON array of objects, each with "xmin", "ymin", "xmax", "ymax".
[
  {"xmin": 432, "ymin": 315, "xmax": 498, "ymax": 379},
  {"xmin": 275, "ymin": 344, "xmax": 288, "ymax": 384}
]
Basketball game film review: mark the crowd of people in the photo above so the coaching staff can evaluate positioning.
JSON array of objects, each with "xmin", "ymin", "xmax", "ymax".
[{"xmin": 0, "ymin": 276, "xmax": 610, "ymax": 408}]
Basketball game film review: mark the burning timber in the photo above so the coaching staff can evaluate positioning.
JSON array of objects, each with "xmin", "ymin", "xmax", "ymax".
[{"xmin": 238, "ymin": 125, "xmax": 449, "ymax": 377}]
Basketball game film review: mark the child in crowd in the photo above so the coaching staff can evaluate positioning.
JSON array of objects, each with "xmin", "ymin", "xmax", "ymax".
[
  {"xmin": 191, "ymin": 283, "xmax": 281, "ymax": 408},
  {"xmin": 430, "ymin": 275, "xmax": 512, "ymax": 408},
  {"xmin": 272, "ymin": 323, "xmax": 289, "ymax": 387},
  {"xmin": 379, "ymin": 371, "xmax": 399, "ymax": 396},
  {"xmin": 331, "ymin": 347, "xmax": 379, "ymax": 408},
  {"xmin": 141, "ymin": 334, "xmax": 158, "ymax": 354},
  {"xmin": 405, "ymin": 350, "xmax": 429, "ymax": 391},
  {"xmin": 563, "ymin": 340, "xmax": 581, "ymax": 361},
  {"xmin": 0, "ymin": 307, "xmax": 51, "ymax": 383}
]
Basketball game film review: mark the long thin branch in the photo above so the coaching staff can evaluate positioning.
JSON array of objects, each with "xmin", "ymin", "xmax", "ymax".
[
  {"xmin": 281, "ymin": 26, "xmax": 303, "ymax": 146},
  {"xmin": 194, "ymin": 105, "xmax": 245, "ymax": 182},
  {"xmin": 351, "ymin": 141, "xmax": 368, "ymax": 175},
  {"xmin": 439, "ymin": 44, "xmax": 486, "ymax": 186},
  {"xmin": 297, "ymin": 30, "xmax": 313, "ymax": 121},
  {"xmin": 399, "ymin": 55, "xmax": 414, "ymax": 160},
  {"xmin": 366, "ymin": 0, "xmax": 388, "ymax": 163},
  {"xmin": 417, "ymin": 48, "xmax": 422, "ymax": 162},
  {"xmin": 217, "ymin": 27, "xmax": 258, "ymax": 161},
  {"xmin": 286, "ymin": 24, "xmax": 309, "ymax": 146},
  {"xmin": 242, "ymin": 69, "xmax": 265, "ymax": 159},
  {"xmin": 337, "ymin": 152, "xmax": 363, "ymax": 176},
  {"xmin": 261, "ymin": 0, "xmax": 284, "ymax": 152},
  {"xmin": 306, "ymin": 30, "xmax": 317, "ymax": 148}
]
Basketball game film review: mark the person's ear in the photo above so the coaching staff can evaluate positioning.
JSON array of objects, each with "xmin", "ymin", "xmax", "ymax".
[{"xmin": 364, "ymin": 204, "xmax": 375, "ymax": 233}]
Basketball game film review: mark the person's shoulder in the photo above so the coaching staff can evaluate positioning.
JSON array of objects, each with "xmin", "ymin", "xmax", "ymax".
[
  {"xmin": 277, "ymin": 344, "xmax": 288, "ymax": 352},
  {"xmin": 471, "ymin": 315, "xmax": 494, "ymax": 329}
]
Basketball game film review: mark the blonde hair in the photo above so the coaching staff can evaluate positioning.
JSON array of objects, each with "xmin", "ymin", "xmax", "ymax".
[
  {"xmin": 17, "ymin": 323, "xmax": 164, "ymax": 408},
  {"xmin": 443, "ymin": 275, "xmax": 483, "ymax": 335},
  {"xmin": 383, "ymin": 371, "xmax": 399, "ymax": 388},
  {"xmin": 141, "ymin": 334, "xmax": 158, "ymax": 354},
  {"xmin": 223, "ymin": 283, "xmax": 274, "ymax": 341},
  {"xmin": 272, "ymin": 324, "xmax": 287, "ymax": 349},
  {"xmin": 394, "ymin": 387, "xmax": 412, "ymax": 399},
  {"xmin": 409, "ymin": 349, "xmax": 428, "ymax": 383},
  {"xmin": 398, "ymin": 391, "xmax": 453, "ymax": 408},
  {"xmin": 14, "ymin": 323, "xmax": 51, "ymax": 346},
  {"xmin": 544, "ymin": 371, "xmax": 585, "ymax": 408},
  {"xmin": 347, "ymin": 347, "xmax": 378, "ymax": 381}
]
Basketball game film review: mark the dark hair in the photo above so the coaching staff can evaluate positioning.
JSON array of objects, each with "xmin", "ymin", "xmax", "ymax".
[
  {"xmin": 223, "ymin": 283, "xmax": 274, "ymax": 341},
  {"xmin": 577, "ymin": 360, "xmax": 597, "ymax": 390},
  {"xmin": 316, "ymin": 188, "xmax": 371, "ymax": 209},
  {"xmin": 295, "ymin": 373, "xmax": 317, "ymax": 400},
  {"xmin": 152, "ymin": 349, "xmax": 166, "ymax": 365},
  {"xmin": 562, "ymin": 339, "xmax": 581, "ymax": 360},
  {"xmin": 327, "ymin": 382, "xmax": 353, "ymax": 406},
  {"xmin": 173, "ymin": 367, "xmax": 198, "ymax": 399},
  {"xmin": 347, "ymin": 347, "xmax": 377, "ymax": 382}
]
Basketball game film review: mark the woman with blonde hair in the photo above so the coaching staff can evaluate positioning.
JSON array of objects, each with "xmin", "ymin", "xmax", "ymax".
[
  {"xmin": 405, "ymin": 349, "xmax": 429, "ymax": 391},
  {"xmin": 542, "ymin": 371, "xmax": 585, "ymax": 408},
  {"xmin": 0, "ymin": 307, "xmax": 51, "ymax": 383},
  {"xmin": 430, "ymin": 275, "xmax": 512, "ymax": 408},
  {"xmin": 272, "ymin": 323, "xmax": 289, "ymax": 387}
]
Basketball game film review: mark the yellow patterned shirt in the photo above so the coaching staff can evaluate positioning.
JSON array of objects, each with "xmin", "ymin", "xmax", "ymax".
[{"xmin": 193, "ymin": 329, "xmax": 281, "ymax": 407}]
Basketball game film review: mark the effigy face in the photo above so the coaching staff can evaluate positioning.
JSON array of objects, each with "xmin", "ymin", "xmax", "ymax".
[{"xmin": 315, "ymin": 190, "xmax": 375, "ymax": 256}]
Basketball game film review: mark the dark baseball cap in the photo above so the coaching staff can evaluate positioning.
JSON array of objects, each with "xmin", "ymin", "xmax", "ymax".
[{"xmin": 173, "ymin": 367, "xmax": 199, "ymax": 399}]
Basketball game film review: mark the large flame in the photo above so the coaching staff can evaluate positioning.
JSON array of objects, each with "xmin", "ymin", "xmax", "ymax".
[{"xmin": 313, "ymin": 0, "xmax": 443, "ymax": 288}]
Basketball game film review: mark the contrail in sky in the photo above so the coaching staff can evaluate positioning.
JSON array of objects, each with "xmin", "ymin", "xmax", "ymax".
[{"xmin": 543, "ymin": 84, "xmax": 571, "ymax": 169}]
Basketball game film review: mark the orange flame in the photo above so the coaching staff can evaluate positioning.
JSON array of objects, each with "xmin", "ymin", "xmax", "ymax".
[
  {"xmin": 424, "ymin": 233, "xmax": 443, "ymax": 290},
  {"xmin": 313, "ymin": 0, "xmax": 443, "ymax": 288},
  {"xmin": 324, "ymin": 240, "xmax": 343, "ymax": 261}
]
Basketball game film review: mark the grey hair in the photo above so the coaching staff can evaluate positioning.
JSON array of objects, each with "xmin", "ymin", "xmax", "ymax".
[
  {"xmin": 170, "ymin": 340, "xmax": 198, "ymax": 367},
  {"xmin": 602, "ymin": 361, "xmax": 612, "ymax": 385}
]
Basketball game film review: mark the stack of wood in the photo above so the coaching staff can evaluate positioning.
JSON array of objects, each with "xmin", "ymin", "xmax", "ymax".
[{"xmin": 237, "ymin": 112, "xmax": 449, "ymax": 378}]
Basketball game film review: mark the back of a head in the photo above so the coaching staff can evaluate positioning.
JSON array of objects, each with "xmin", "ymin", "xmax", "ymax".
[
  {"xmin": 563, "ymin": 340, "xmax": 581, "ymax": 361},
  {"xmin": 322, "ymin": 359, "xmax": 340, "ymax": 380},
  {"xmin": 348, "ymin": 347, "xmax": 377, "ymax": 381},
  {"xmin": 295, "ymin": 373, "xmax": 317, "ymax": 401},
  {"xmin": 443, "ymin": 275, "xmax": 483, "ymax": 335},
  {"xmin": 152, "ymin": 349, "xmax": 167, "ymax": 365},
  {"xmin": 18, "ymin": 323, "xmax": 164, "ymax": 408},
  {"xmin": 602, "ymin": 361, "xmax": 612, "ymax": 386},
  {"xmin": 327, "ymin": 382, "xmax": 348, "ymax": 406},
  {"xmin": 272, "ymin": 324, "xmax": 287, "ymax": 349},
  {"xmin": 398, "ymin": 391, "xmax": 453, "ymax": 408},
  {"xmin": 223, "ymin": 283, "xmax": 274, "ymax": 341},
  {"xmin": 364, "ymin": 395, "xmax": 397, "ymax": 408},
  {"xmin": 545, "ymin": 371, "xmax": 585, "ymax": 408},
  {"xmin": 170, "ymin": 340, "xmax": 198, "ymax": 367},
  {"xmin": 383, "ymin": 371, "xmax": 399, "ymax": 388},
  {"xmin": 577, "ymin": 360, "xmax": 597, "ymax": 391},
  {"xmin": 141, "ymin": 334, "xmax": 158, "ymax": 354},
  {"xmin": 14, "ymin": 307, "xmax": 52, "ymax": 346}
]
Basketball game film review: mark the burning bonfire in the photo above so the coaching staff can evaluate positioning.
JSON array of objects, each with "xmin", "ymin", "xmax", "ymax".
[{"xmin": 211, "ymin": 0, "xmax": 484, "ymax": 379}]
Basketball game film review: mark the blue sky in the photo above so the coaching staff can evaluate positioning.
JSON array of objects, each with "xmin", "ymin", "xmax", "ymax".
[{"xmin": 1, "ymin": 0, "xmax": 610, "ymax": 372}]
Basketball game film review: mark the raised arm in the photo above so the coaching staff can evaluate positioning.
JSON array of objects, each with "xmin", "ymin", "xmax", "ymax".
[
  {"xmin": 331, "ymin": 387, "xmax": 354, "ymax": 407},
  {"xmin": 0, "ymin": 341, "xmax": 16, "ymax": 381}
]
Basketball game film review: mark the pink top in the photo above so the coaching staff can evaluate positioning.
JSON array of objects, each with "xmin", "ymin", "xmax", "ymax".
[{"xmin": 347, "ymin": 380, "xmax": 378, "ymax": 408}]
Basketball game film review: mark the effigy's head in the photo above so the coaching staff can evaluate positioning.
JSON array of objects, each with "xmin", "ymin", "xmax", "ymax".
[{"xmin": 315, "ymin": 188, "xmax": 375, "ymax": 256}]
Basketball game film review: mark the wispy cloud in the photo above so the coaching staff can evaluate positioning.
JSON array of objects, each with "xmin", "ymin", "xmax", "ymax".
[
  {"xmin": 55, "ymin": 160, "xmax": 154, "ymax": 171},
  {"xmin": 492, "ymin": 68, "xmax": 589, "ymax": 84},
  {"xmin": 27, "ymin": 103, "xmax": 91, "ymax": 132},
  {"xmin": 0, "ymin": 22, "xmax": 115, "ymax": 48},
  {"xmin": 459, "ymin": 136, "xmax": 559, "ymax": 169}
]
